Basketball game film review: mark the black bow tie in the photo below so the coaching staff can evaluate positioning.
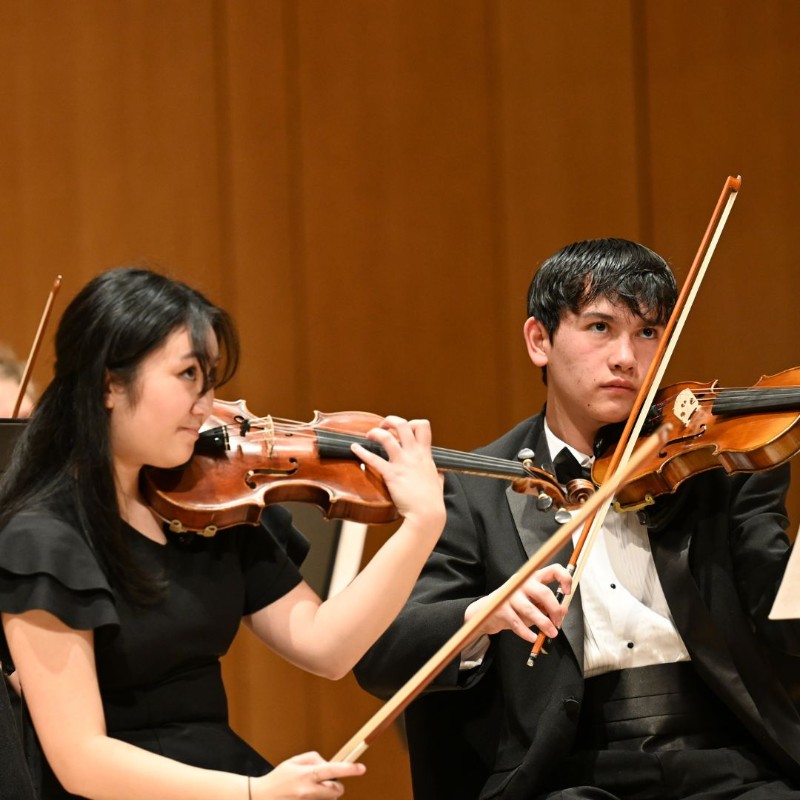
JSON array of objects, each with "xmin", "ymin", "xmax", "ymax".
[{"xmin": 552, "ymin": 447, "xmax": 592, "ymax": 485}]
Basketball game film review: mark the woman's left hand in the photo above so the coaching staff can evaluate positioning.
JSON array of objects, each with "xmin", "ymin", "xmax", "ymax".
[{"xmin": 351, "ymin": 416, "xmax": 445, "ymax": 528}]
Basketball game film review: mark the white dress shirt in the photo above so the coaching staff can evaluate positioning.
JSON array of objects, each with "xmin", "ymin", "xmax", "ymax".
[
  {"xmin": 460, "ymin": 423, "xmax": 690, "ymax": 675},
  {"xmin": 543, "ymin": 423, "xmax": 689, "ymax": 677}
]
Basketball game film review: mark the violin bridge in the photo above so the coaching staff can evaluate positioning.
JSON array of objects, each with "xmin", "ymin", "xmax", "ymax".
[
  {"xmin": 264, "ymin": 414, "xmax": 275, "ymax": 457},
  {"xmin": 673, "ymin": 389, "xmax": 699, "ymax": 426}
]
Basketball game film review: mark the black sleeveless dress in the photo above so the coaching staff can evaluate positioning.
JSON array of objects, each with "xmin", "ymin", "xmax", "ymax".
[{"xmin": 0, "ymin": 503, "xmax": 307, "ymax": 799}]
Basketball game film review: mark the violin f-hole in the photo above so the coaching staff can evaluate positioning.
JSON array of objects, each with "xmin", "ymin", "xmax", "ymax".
[
  {"xmin": 660, "ymin": 425, "xmax": 707, "ymax": 457},
  {"xmin": 245, "ymin": 460, "xmax": 299, "ymax": 488}
]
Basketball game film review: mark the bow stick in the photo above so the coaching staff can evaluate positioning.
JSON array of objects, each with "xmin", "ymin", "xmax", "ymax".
[
  {"xmin": 12, "ymin": 275, "xmax": 62, "ymax": 418},
  {"xmin": 332, "ymin": 423, "xmax": 670, "ymax": 763},
  {"xmin": 527, "ymin": 174, "xmax": 742, "ymax": 664}
]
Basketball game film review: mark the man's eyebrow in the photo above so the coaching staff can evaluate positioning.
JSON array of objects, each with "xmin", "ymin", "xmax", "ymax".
[
  {"xmin": 577, "ymin": 310, "xmax": 614, "ymax": 321},
  {"xmin": 636, "ymin": 314, "xmax": 664, "ymax": 327},
  {"xmin": 577, "ymin": 310, "xmax": 664, "ymax": 326}
]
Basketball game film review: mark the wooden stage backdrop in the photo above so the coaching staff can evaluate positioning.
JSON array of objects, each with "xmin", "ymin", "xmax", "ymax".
[{"xmin": 1, "ymin": 2, "xmax": 799, "ymax": 798}]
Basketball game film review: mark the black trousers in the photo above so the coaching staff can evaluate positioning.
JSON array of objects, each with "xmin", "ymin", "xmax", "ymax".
[{"xmin": 537, "ymin": 663, "xmax": 800, "ymax": 800}]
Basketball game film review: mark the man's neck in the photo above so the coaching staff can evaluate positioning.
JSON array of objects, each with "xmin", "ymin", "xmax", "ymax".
[
  {"xmin": 543, "ymin": 408, "xmax": 596, "ymax": 456},
  {"xmin": 543, "ymin": 418, "xmax": 592, "ymax": 462}
]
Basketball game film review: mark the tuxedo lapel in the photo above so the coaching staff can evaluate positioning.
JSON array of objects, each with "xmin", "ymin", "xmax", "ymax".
[
  {"xmin": 504, "ymin": 416, "xmax": 582, "ymax": 664},
  {"xmin": 504, "ymin": 417, "xmax": 560, "ymax": 559}
]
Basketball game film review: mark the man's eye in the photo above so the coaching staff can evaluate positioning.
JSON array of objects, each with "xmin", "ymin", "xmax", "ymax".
[
  {"xmin": 641, "ymin": 327, "xmax": 658, "ymax": 339},
  {"xmin": 591, "ymin": 322, "xmax": 608, "ymax": 333}
]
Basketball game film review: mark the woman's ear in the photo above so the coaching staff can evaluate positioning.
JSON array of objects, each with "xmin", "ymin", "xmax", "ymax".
[
  {"xmin": 523, "ymin": 317, "xmax": 550, "ymax": 368},
  {"xmin": 104, "ymin": 371, "xmax": 118, "ymax": 410}
]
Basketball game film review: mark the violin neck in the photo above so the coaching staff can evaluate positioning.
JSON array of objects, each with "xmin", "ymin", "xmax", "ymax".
[
  {"xmin": 316, "ymin": 430, "xmax": 531, "ymax": 480},
  {"xmin": 713, "ymin": 386, "xmax": 800, "ymax": 415}
]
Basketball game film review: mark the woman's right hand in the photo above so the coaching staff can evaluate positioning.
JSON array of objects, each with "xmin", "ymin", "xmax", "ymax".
[
  {"xmin": 464, "ymin": 563, "xmax": 572, "ymax": 643},
  {"xmin": 251, "ymin": 752, "xmax": 365, "ymax": 799}
]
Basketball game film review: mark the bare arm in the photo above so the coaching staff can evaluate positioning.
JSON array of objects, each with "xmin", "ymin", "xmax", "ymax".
[
  {"xmin": 3, "ymin": 610, "xmax": 364, "ymax": 800},
  {"xmin": 246, "ymin": 417, "xmax": 446, "ymax": 679}
]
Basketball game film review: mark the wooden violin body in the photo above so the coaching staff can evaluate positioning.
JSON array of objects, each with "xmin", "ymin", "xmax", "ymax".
[
  {"xmin": 593, "ymin": 367, "xmax": 800, "ymax": 511},
  {"xmin": 143, "ymin": 401, "xmax": 393, "ymax": 534},
  {"xmin": 142, "ymin": 399, "xmax": 570, "ymax": 535}
]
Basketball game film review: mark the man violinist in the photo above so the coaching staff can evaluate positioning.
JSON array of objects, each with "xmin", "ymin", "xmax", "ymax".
[{"xmin": 355, "ymin": 238, "xmax": 800, "ymax": 800}]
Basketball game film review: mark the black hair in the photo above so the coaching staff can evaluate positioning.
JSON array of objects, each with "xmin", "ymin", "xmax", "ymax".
[
  {"xmin": 0, "ymin": 267, "xmax": 239, "ymax": 603},
  {"xmin": 526, "ymin": 238, "xmax": 677, "ymax": 337}
]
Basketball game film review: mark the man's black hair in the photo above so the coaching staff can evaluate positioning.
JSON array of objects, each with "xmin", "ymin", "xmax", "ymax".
[{"xmin": 527, "ymin": 238, "xmax": 677, "ymax": 337}]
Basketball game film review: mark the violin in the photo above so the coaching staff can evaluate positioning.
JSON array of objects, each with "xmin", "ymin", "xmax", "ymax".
[
  {"xmin": 592, "ymin": 366, "xmax": 800, "ymax": 512},
  {"xmin": 142, "ymin": 365, "xmax": 800, "ymax": 537},
  {"xmin": 142, "ymin": 398, "xmax": 586, "ymax": 536}
]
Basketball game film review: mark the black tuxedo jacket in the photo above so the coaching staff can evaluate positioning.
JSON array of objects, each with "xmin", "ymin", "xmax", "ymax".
[{"xmin": 356, "ymin": 413, "xmax": 800, "ymax": 800}]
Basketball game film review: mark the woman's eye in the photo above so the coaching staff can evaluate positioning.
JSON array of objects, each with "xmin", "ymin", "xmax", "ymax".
[{"xmin": 182, "ymin": 366, "xmax": 198, "ymax": 380}]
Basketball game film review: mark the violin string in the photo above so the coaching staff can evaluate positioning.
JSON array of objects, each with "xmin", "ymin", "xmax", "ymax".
[
  {"xmin": 314, "ymin": 430, "xmax": 533, "ymax": 473},
  {"xmin": 203, "ymin": 418, "xmax": 537, "ymax": 475},
  {"xmin": 205, "ymin": 383, "xmax": 800, "ymax": 476},
  {"xmin": 652, "ymin": 386, "xmax": 800, "ymax": 413}
]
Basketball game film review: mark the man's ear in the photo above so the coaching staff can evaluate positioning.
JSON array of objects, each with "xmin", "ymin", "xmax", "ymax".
[{"xmin": 523, "ymin": 317, "xmax": 550, "ymax": 368}]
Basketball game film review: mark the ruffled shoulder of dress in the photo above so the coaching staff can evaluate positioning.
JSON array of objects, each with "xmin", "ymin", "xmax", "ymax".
[{"xmin": 0, "ymin": 512, "xmax": 118, "ymax": 631}]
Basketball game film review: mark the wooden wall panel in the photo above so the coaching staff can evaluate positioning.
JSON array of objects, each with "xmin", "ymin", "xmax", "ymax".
[
  {"xmin": 643, "ymin": 0, "xmax": 800, "ymax": 382},
  {"xmin": 292, "ymin": 1, "xmax": 503, "ymax": 449},
  {"xmin": 1, "ymin": 3, "xmax": 799, "ymax": 800},
  {"xmin": 215, "ymin": 0, "xmax": 306, "ymax": 414},
  {"xmin": 491, "ymin": 1, "xmax": 645, "ymax": 434},
  {"xmin": 0, "ymin": 0, "xmax": 225, "ymax": 389}
]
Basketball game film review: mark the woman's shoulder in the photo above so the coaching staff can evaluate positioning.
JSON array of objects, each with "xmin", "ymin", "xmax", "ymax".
[
  {"xmin": 1, "ymin": 509, "xmax": 97, "ymax": 578},
  {"xmin": 0, "ymin": 507, "xmax": 118, "ymax": 631}
]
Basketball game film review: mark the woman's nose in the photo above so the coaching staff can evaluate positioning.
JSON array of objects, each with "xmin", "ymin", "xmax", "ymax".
[{"xmin": 194, "ymin": 389, "xmax": 215, "ymax": 417}]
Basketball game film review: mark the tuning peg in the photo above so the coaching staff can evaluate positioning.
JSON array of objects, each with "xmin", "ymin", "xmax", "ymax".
[
  {"xmin": 536, "ymin": 491, "xmax": 553, "ymax": 511},
  {"xmin": 554, "ymin": 507, "xmax": 572, "ymax": 524}
]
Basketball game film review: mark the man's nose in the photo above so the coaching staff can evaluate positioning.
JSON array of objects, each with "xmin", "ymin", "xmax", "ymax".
[{"xmin": 610, "ymin": 336, "xmax": 636, "ymax": 370}]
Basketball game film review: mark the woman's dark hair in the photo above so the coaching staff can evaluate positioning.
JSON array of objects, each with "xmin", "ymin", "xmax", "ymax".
[
  {"xmin": 526, "ymin": 238, "xmax": 677, "ymax": 337},
  {"xmin": 0, "ymin": 267, "xmax": 240, "ymax": 603}
]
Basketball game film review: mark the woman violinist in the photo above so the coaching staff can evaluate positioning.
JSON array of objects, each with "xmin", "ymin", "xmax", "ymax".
[{"xmin": 0, "ymin": 267, "xmax": 446, "ymax": 800}]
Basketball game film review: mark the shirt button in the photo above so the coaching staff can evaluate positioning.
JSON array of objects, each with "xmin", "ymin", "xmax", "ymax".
[
  {"xmin": 610, "ymin": 583, "xmax": 616, "ymax": 589},
  {"xmin": 627, "ymin": 641, "xmax": 634, "ymax": 649},
  {"xmin": 563, "ymin": 697, "xmax": 580, "ymax": 720}
]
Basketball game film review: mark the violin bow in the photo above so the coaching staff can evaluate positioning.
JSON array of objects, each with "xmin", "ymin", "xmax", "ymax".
[
  {"xmin": 331, "ymin": 425, "xmax": 670, "ymax": 763},
  {"xmin": 12, "ymin": 275, "xmax": 62, "ymax": 418},
  {"xmin": 527, "ymin": 174, "xmax": 742, "ymax": 663}
]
